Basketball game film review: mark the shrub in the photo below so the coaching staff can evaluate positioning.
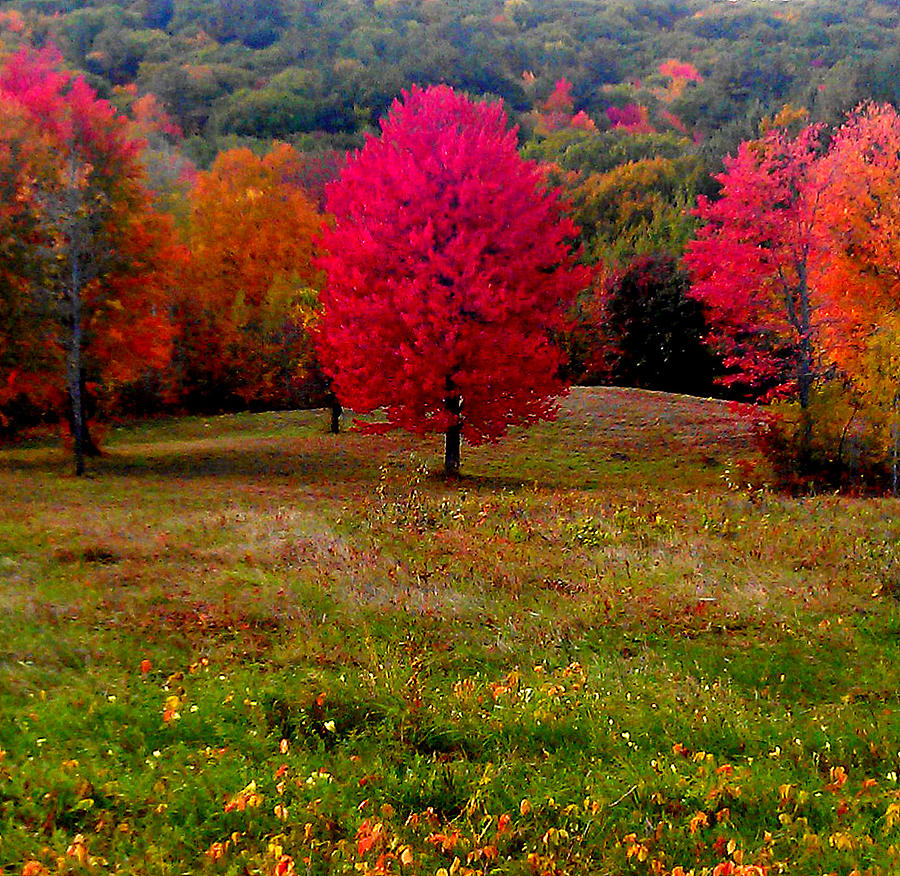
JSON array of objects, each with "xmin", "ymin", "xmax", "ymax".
[{"xmin": 750, "ymin": 383, "xmax": 890, "ymax": 493}]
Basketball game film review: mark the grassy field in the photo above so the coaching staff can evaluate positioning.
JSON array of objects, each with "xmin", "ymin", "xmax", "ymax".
[{"xmin": 2, "ymin": 387, "xmax": 900, "ymax": 876}]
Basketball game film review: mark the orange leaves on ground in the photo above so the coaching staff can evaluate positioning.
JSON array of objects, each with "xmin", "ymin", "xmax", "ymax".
[
  {"xmin": 885, "ymin": 801, "xmax": 900, "ymax": 831},
  {"xmin": 689, "ymin": 811, "xmax": 709, "ymax": 835},
  {"xmin": 354, "ymin": 818, "xmax": 415, "ymax": 873},
  {"xmin": 224, "ymin": 780, "xmax": 263, "ymax": 813},
  {"xmin": 162, "ymin": 694, "xmax": 181, "ymax": 723},
  {"xmin": 65, "ymin": 835, "xmax": 88, "ymax": 866},
  {"xmin": 356, "ymin": 819, "xmax": 386, "ymax": 856},
  {"xmin": 711, "ymin": 864, "xmax": 767, "ymax": 876},
  {"xmin": 489, "ymin": 671, "xmax": 519, "ymax": 700},
  {"xmin": 273, "ymin": 855, "xmax": 296, "ymax": 876},
  {"xmin": 426, "ymin": 830, "xmax": 460, "ymax": 853},
  {"xmin": 825, "ymin": 765, "xmax": 849, "ymax": 793},
  {"xmin": 623, "ymin": 833, "xmax": 650, "ymax": 861},
  {"xmin": 205, "ymin": 841, "xmax": 228, "ymax": 861}
]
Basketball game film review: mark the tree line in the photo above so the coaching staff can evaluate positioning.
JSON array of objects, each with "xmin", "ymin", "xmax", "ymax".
[{"xmin": 3, "ymin": 26, "xmax": 900, "ymax": 489}]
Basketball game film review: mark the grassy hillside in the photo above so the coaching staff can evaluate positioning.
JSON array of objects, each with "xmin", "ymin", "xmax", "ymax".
[{"xmin": 2, "ymin": 388, "xmax": 900, "ymax": 875}]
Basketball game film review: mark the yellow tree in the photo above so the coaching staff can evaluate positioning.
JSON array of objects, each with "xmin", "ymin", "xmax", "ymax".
[
  {"xmin": 571, "ymin": 155, "xmax": 701, "ymax": 262},
  {"xmin": 179, "ymin": 144, "xmax": 323, "ymax": 410}
]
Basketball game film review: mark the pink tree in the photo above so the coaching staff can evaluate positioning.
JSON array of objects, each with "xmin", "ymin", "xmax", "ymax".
[
  {"xmin": 684, "ymin": 124, "xmax": 829, "ymax": 412},
  {"xmin": 318, "ymin": 85, "xmax": 587, "ymax": 475}
]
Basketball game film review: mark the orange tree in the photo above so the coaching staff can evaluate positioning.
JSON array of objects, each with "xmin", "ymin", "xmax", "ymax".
[
  {"xmin": 178, "ymin": 143, "xmax": 323, "ymax": 411},
  {"xmin": 815, "ymin": 103, "xmax": 900, "ymax": 490}
]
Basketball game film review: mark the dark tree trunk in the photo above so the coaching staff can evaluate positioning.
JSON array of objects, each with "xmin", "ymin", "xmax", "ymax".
[
  {"xmin": 794, "ymin": 266, "xmax": 814, "ymax": 468},
  {"xmin": 66, "ymin": 264, "xmax": 86, "ymax": 477},
  {"xmin": 66, "ymin": 369, "xmax": 102, "ymax": 461},
  {"xmin": 444, "ymin": 391, "xmax": 461, "ymax": 477},
  {"xmin": 892, "ymin": 398, "xmax": 899, "ymax": 497},
  {"xmin": 329, "ymin": 398, "xmax": 342, "ymax": 434}
]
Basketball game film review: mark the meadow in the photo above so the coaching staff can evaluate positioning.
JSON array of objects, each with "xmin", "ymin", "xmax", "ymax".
[{"xmin": 1, "ymin": 387, "xmax": 900, "ymax": 876}]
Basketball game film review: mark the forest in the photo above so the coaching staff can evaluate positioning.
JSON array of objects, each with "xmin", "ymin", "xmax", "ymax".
[{"xmin": 2, "ymin": 0, "xmax": 900, "ymax": 482}]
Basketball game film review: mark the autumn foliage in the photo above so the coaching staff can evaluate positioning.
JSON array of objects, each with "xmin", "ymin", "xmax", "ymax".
[
  {"xmin": 684, "ymin": 124, "xmax": 827, "ymax": 406},
  {"xmin": 0, "ymin": 45, "xmax": 180, "ymax": 470},
  {"xmin": 177, "ymin": 144, "xmax": 323, "ymax": 411},
  {"xmin": 815, "ymin": 103, "xmax": 900, "ymax": 372},
  {"xmin": 685, "ymin": 103, "xmax": 900, "ymax": 488},
  {"xmin": 318, "ymin": 85, "xmax": 587, "ymax": 474},
  {"xmin": 535, "ymin": 78, "xmax": 596, "ymax": 136}
]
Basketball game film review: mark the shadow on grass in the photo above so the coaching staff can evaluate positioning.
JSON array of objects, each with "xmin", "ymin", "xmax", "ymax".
[
  {"xmin": 434, "ymin": 472, "xmax": 546, "ymax": 492},
  {"xmin": 105, "ymin": 443, "xmax": 371, "ymax": 482},
  {"xmin": 0, "ymin": 434, "xmax": 579, "ymax": 491},
  {"xmin": 0, "ymin": 438, "xmax": 380, "ymax": 484}
]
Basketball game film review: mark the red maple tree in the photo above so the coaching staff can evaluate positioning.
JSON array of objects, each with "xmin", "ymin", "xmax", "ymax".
[
  {"xmin": 683, "ymin": 124, "xmax": 828, "ymax": 410},
  {"xmin": 317, "ymin": 85, "xmax": 587, "ymax": 475},
  {"xmin": 0, "ymin": 46, "xmax": 180, "ymax": 473}
]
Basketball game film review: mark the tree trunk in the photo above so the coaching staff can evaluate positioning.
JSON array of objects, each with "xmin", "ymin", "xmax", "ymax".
[
  {"xmin": 793, "ymin": 263, "xmax": 814, "ymax": 469},
  {"xmin": 329, "ymin": 398, "xmax": 342, "ymax": 434},
  {"xmin": 65, "ymin": 371, "xmax": 102, "ymax": 458},
  {"xmin": 66, "ymin": 266, "xmax": 85, "ymax": 477},
  {"xmin": 444, "ymin": 392, "xmax": 461, "ymax": 477},
  {"xmin": 892, "ymin": 396, "xmax": 899, "ymax": 497},
  {"xmin": 796, "ymin": 319, "xmax": 814, "ymax": 470}
]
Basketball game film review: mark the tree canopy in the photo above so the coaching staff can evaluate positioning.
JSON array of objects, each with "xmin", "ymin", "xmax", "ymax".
[{"xmin": 317, "ymin": 84, "xmax": 587, "ymax": 475}]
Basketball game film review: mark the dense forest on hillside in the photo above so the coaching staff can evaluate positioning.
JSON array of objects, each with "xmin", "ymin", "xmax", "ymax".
[{"xmin": 4, "ymin": 0, "xmax": 900, "ymax": 165}]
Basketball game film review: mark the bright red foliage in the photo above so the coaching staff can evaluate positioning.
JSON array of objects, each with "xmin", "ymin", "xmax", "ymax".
[
  {"xmin": 543, "ymin": 78, "xmax": 575, "ymax": 114},
  {"xmin": 318, "ymin": 85, "xmax": 587, "ymax": 472},
  {"xmin": 535, "ymin": 78, "xmax": 596, "ymax": 135},
  {"xmin": 684, "ymin": 125, "xmax": 828, "ymax": 405},
  {"xmin": 658, "ymin": 59, "xmax": 703, "ymax": 84},
  {"xmin": 606, "ymin": 103, "xmax": 656, "ymax": 135},
  {"xmin": 659, "ymin": 109, "xmax": 688, "ymax": 134}
]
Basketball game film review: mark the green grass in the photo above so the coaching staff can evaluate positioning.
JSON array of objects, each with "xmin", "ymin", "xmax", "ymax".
[{"xmin": 2, "ymin": 388, "xmax": 900, "ymax": 875}]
